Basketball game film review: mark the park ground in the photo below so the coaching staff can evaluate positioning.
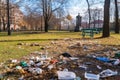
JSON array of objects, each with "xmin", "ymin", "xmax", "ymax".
[
  {"xmin": 0, "ymin": 31, "xmax": 120, "ymax": 79},
  {"xmin": 0, "ymin": 31, "xmax": 120, "ymax": 62}
]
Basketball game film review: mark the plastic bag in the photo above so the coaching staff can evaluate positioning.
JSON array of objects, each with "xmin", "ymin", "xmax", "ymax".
[{"xmin": 99, "ymin": 69, "xmax": 118, "ymax": 78}]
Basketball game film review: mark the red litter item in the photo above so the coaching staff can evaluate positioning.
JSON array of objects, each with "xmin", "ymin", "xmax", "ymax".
[{"xmin": 50, "ymin": 59, "xmax": 58, "ymax": 64}]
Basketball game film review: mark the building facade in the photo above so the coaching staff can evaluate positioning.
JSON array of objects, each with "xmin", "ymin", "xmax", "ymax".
[{"xmin": 0, "ymin": 0, "xmax": 24, "ymax": 31}]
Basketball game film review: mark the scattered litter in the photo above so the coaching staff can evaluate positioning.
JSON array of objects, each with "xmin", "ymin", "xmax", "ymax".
[
  {"xmin": 1, "ymin": 40, "xmax": 120, "ymax": 80},
  {"xmin": 16, "ymin": 66, "xmax": 22, "ymax": 70},
  {"xmin": 11, "ymin": 59, "xmax": 18, "ymax": 63},
  {"xmin": 36, "ymin": 62, "xmax": 43, "ymax": 67},
  {"xmin": 86, "ymin": 54, "xmax": 96, "ymax": 58},
  {"xmin": 83, "ymin": 45, "xmax": 89, "ymax": 51},
  {"xmin": 35, "ymin": 56, "xmax": 40, "ymax": 61},
  {"xmin": 79, "ymin": 65, "xmax": 87, "ymax": 70},
  {"xmin": 16, "ymin": 66, "xmax": 26, "ymax": 74},
  {"xmin": 63, "ymin": 68, "xmax": 69, "ymax": 72},
  {"xmin": 60, "ymin": 52, "xmax": 72, "ymax": 58},
  {"xmin": 84, "ymin": 62, "xmax": 92, "ymax": 65},
  {"xmin": 57, "ymin": 71, "xmax": 76, "ymax": 80},
  {"xmin": 97, "ymin": 65, "xmax": 102, "ymax": 70},
  {"xmin": 50, "ymin": 59, "xmax": 58, "ymax": 64},
  {"xmin": 29, "ymin": 60, "xmax": 35, "ymax": 66},
  {"xmin": 115, "ymin": 52, "xmax": 120, "ymax": 58},
  {"xmin": 96, "ymin": 57, "xmax": 110, "ymax": 62},
  {"xmin": 69, "ymin": 57, "xmax": 79, "ymax": 60},
  {"xmin": 20, "ymin": 61, "xmax": 28, "ymax": 67},
  {"xmin": 99, "ymin": 69, "xmax": 118, "ymax": 78},
  {"xmin": 75, "ymin": 77, "xmax": 81, "ymax": 80},
  {"xmin": 85, "ymin": 72, "xmax": 100, "ymax": 80},
  {"xmin": 113, "ymin": 59, "xmax": 120, "ymax": 65},
  {"xmin": 29, "ymin": 67, "xmax": 42, "ymax": 74},
  {"xmin": 68, "ymin": 42, "xmax": 82, "ymax": 49},
  {"xmin": 112, "ymin": 48, "xmax": 118, "ymax": 51},
  {"xmin": 48, "ymin": 65, "xmax": 54, "ymax": 70},
  {"xmin": 30, "ymin": 56, "xmax": 35, "ymax": 60},
  {"xmin": 35, "ymin": 68, "xmax": 43, "ymax": 74},
  {"xmin": 18, "ymin": 76, "xmax": 24, "ymax": 80}
]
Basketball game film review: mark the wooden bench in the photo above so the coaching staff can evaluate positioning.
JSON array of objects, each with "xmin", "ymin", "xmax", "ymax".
[{"xmin": 81, "ymin": 28, "xmax": 102, "ymax": 38}]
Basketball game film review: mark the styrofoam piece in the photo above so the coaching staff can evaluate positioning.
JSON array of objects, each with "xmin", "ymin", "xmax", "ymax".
[{"xmin": 57, "ymin": 71, "xmax": 76, "ymax": 80}]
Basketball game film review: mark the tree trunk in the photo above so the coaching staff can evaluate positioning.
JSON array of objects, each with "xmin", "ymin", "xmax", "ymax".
[
  {"xmin": 0, "ymin": 22, "xmax": 1, "ymax": 32},
  {"xmin": 59, "ymin": 22, "xmax": 61, "ymax": 31},
  {"xmin": 41, "ymin": 16, "xmax": 43, "ymax": 31},
  {"xmin": 7, "ymin": 0, "xmax": 11, "ymax": 35},
  {"xmin": 86, "ymin": 0, "xmax": 91, "ymax": 28},
  {"xmin": 115, "ymin": 0, "xmax": 119, "ymax": 33},
  {"xmin": 2, "ymin": 16, "xmax": 6, "ymax": 31},
  {"xmin": 93, "ymin": 16, "xmax": 95, "ymax": 28},
  {"xmin": 44, "ymin": 19, "xmax": 48, "ymax": 32},
  {"xmin": 102, "ymin": 0, "xmax": 110, "ymax": 37}
]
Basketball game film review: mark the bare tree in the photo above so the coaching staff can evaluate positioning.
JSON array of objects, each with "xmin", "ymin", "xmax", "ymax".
[
  {"xmin": 40, "ymin": 0, "xmax": 67, "ymax": 32},
  {"xmin": 0, "ymin": 0, "xmax": 7, "ymax": 31},
  {"xmin": 85, "ymin": 0, "xmax": 103, "ymax": 28},
  {"xmin": 55, "ymin": 8, "xmax": 65, "ymax": 31},
  {"xmin": 13, "ymin": 0, "xmax": 67, "ymax": 32},
  {"xmin": 102, "ymin": 0, "xmax": 111, "ymax": 37},
  {"xmin": 91, "ymin": 9, "xmax": 97, "ymax": 28},
  {"xmin": 23, "ymin": 11, "xmax": 43, "ymax": 31},
  {"xmin": 90, "ymin": 8, "xmax": 103, "ymax": 28}
]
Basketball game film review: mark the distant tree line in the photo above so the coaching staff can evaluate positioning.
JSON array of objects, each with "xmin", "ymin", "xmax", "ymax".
[
  {"xmin": 85, "ymin": 0, "xmax": 120, "ymax": 37},
  {"xmin": 1, "ymin": 0, "xmax": 120, "ymax": 36}
]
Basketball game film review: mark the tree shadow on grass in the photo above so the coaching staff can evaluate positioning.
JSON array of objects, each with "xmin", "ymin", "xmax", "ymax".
[
  {"xmin": 0, "ymin": 38, "xmax": 62, "ymax": 42},
  {"xmin": 0, "ymin": 31, "xmax": 47, "ymax": 37},
  {"xmin": 0, "ymin": 31, "xmax": 72, "ymax": 37}
]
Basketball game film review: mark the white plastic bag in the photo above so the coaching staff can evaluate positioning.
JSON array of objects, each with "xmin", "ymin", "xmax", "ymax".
[
  {"xmin": 99, "ymin": 69, "xmax": 118, "ymax": 78},
  {"xmin": 114, "ymin": 59, "xmax": 120, "ymax": 65}
]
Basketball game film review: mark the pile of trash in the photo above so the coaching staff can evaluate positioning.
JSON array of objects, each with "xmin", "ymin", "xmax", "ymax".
[
  {"xmin": 0, "ymin": 39, "xmax": 120, "ymax": 80},
  {"xmin": 0, "ymin": 52, "xmax": 81, "ymax": 80}
]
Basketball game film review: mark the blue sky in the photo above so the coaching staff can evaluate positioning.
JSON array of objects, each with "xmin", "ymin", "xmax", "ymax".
[
  {"xmin": 12, "ymin": 0, "xmax": 104, "ymax": 15},
  {"xmin": 14, "ymin": 0, "xmax": 120, "ymax": 18},
  {"xmin": 67, "ymin": 0, "xmax": 104, "ymax": 18},
  {"xmin": 11, "ymin": 0, "xmax": 120, "ymax": 22},
  {"xmin": 13, "ymin": 0, "xmax": 105, "ymax": 18}
]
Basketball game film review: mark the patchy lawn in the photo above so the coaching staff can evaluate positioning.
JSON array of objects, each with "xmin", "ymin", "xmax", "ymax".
[{"xmin": 0, "ymin": 31, "xmax": 120, "ymax": 62}]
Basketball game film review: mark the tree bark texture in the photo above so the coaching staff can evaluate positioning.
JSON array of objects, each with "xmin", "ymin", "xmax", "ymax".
[{"xmin": 102, "ymin": 0, "xmax": 110, "ymax": 37}]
